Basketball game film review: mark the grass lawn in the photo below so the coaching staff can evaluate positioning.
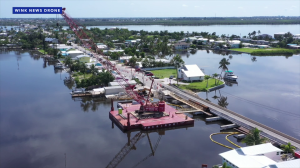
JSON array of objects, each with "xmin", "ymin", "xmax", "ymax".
[
  {"xmin": 72, "ymin": 73, "xmax": 93, "ymax": 81},
  {"xmin": 38, "ymin": 49, "xmax": 47, "ymax": 54},
  {"xmin": 179, "ymin": 78, "xmax": 223, "ymax": 92},
  {"xmin": 230, "ymin": 48, "xmax": 300, "ymax": 56},
  {"xmin": 151, "ymin": 69, "xmax": 177, "ymax": 79},
  {"xmin": 230, "ymin": 48, "xmax": 290, "ymax": 53}
]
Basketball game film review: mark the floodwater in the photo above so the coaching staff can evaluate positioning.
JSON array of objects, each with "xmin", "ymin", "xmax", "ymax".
[{"xmin": 0, "ymin": 49, "xmax": 299, "ymax": 168}]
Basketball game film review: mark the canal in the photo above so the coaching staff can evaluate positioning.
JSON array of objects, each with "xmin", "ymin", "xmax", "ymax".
[{"xmin": 0, "ymin": 49, "xmax": 299, "ymax": 167}]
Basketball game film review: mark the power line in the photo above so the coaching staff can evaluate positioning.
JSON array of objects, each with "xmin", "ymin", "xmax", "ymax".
[{"xmin": 219, "ymin": 90, "xmax": 300, "ymax": 119}]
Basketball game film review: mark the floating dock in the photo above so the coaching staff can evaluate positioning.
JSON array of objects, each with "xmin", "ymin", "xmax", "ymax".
[{"xmin": 109, "ymin": 102, "xmax": 194, "ymax": 131}]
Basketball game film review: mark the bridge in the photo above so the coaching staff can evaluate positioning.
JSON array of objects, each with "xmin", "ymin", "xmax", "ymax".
[{"xmin": 163, "ymin": 84, "xmax": 300, "ymax": 149}]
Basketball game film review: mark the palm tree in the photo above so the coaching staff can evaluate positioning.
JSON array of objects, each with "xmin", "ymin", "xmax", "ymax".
[
  {"xmin": 171, "ymin": 54, "xmax": 185, "ymax": 85},
  {"xmin": 281, "ymin": 142, "xmax": 296, "ymax": 154},
  {"xmin": 218, "ymin": 96, "xmax": 229, "ymax": 108},
  {"xmin": 222, "ymin": 162, "xmax": 231, "ymax": 168},
  {"xmin": 218, "ymin": 58, "xmax": 230, "ymax": 79},
  {"xmin": 64, "ymin": 56, "xmax": 72, "ymax": 68},
  {"xmin": 242, "ymin": 128, "xmax": 268, "ymax": 146},
  {"xmin": 229, "ymin": 55, "xmax": 233, "ymax": 59},
  {"xmin": 204, "ymin": 75, "xmax": 211, "ymax": 88},
  {"xmin": 212, "ymin": 73, "xmax": 219, "ymax": 85}
]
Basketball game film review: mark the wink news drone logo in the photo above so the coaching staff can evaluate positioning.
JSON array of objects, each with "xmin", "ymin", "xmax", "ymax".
[{"xmin": 13, "ymin": 7, "xmax": 62, "ymax": 14}]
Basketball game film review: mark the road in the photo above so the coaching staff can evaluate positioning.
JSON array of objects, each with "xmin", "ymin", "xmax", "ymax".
[{"xmin": 69, "ymin": 43, "xmax": 300, "ymax": 149}]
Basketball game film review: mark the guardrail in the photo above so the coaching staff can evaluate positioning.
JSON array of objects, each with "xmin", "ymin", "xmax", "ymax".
[{"xmin": 163, "ymin": 84, "xmax": 300, "ymax": 148}]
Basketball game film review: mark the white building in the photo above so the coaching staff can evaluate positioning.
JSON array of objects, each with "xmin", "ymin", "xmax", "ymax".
[
  {"xmin": 119, "ymin": 56, "xmax": 132, "ymax": 63},
  {"xmin": 219, "ymin": 143, "xmax": 284, "ymax": 168},
  {"xmin": 108, "ymin": 80, "xmax": 137, "ymax": 87},
  {"xmin": 67, "ymin": 50, "xmax": 84, "ymax": 58},
  {"xmin": 229, "ymin": 40, "xmax": 241, "ymax": 48},
  {"xmin": 178, "ymin": 64, "xmax": 205, "ymax": 82},
  {"xmin": 97, "ymin": 45, "xmax": 108, "ymax": 50}
]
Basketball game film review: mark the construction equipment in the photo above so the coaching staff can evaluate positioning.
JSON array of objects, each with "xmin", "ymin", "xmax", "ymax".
[
  {"xmin": 61, "ymin": 8, "xmax": 166, "ymax": 114},
  {"xmin": 106, "ymin": 132, "xmax": 162, "ymax": 168}
]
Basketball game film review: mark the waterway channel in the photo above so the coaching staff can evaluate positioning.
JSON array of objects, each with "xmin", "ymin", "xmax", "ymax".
[{"xmin": 0, "ymin": 48, "xmax": 299, "ymax": 168}]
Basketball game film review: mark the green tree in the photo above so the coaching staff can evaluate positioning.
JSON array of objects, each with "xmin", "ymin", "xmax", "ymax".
[
  {"xmin": 212, "ymin": 73, "xmax": 219, "ymax": 85},
  {"xmin": 128, "ymin": 56, "xmax": 137, "ymax": 68},
  {"xmin": 222, "ymin": 162, "xmax": 232, "ymax": 168},
  {"xmin": 218, "ymin": 58, "xmax": 230, "ymax": 78},
  {"xmin": 80, "ymin": 62, "xmax": 87, "ymax": 78},
  {"xmin": 64, "ymin": 56, "xmax": 72, "ymax": 68},
  {"xmin": 242, "ymin": 128, "xmax": 268, "ymax": 146},
  {"xmin": 281, "ymin": 142, "xmax": 296, "ymax": 154},
  {"xmin": 218, "ymin": 96, "xmax": 229, "ymax": 108},
  {"xmin": 204, "ymin": 75, "xmax": 211, "ymax": 88},
  {"xmin": 171, "ymin": 54, "xmax": 185, "ymax": 85}
]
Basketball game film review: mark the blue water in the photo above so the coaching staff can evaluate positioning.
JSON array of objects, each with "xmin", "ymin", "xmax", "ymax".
[{"xmin": 0, "ymin": 48, "xmax": 299, "ymax": 168}]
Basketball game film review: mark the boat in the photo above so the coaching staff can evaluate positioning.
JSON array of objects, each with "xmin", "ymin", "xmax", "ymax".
[
  {"xmin": 223, "ymin": 70, "xmax": 238, "ymax": 80},
  {"xmin": 70, "ymin": 88, "xmax": 85, "ymax": 95},
  {"xmin": 54, "ymin": 63, "xmax": 64, "ymax": 69}
]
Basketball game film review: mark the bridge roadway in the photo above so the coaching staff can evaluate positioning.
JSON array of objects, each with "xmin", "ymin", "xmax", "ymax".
[
  {"xmin": 70, "ymin": 43, "xmax": 300, "ymax": 149},
  {"xmin": 163, "ymin": 85, "xmax": 300, "ymax": 149}
]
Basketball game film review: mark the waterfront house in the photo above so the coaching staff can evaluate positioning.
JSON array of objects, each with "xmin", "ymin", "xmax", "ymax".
[
  {"xmin": 76, "ymin": 55, "xmax": 91, "ymax": 63},
  {"xmin": 229, "ymin": 40, "xmax": 241, "ymax": 48},
  {"xmin": 50, "ymin": 44, "xmax": 73, "ymax": 51},
  {"xmin": 178, "ymin": 64, "xmax": 205, "ymax": 82},
  {"xmin": 287, "ymin": 44, "xmax": 300, "ymax": 49},
  {"xmin": 256, "ymin": 45, "xmax": 270, "ymax": 49},
  {"xmin": 174, "ymin": 42, "xmax": 190, "ymax": 50},
  {"xmin": 219, "ymin": 143, "xmax": 282, "ymax": 168}
]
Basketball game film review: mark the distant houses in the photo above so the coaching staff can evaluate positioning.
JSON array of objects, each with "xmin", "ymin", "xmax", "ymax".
[{"xmin": 174, "ymin": 41, "xmax": 190, "ymax": 50}]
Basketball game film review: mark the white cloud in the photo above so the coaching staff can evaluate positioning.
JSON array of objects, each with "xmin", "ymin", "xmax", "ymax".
[
  {"xmin": 194, "ymin": 6, "xmax": 199, "ymax": 8},
  {"xmin": 182, "ymin": 4, "xmax": 188, "ymax": 7},
  {"xmin": 238, "ymin": 6, "xmax": 243, "ymax": 9},
  {"xmin": 264, "ymin": 6, "xmax": 268, "ymax": 9}
]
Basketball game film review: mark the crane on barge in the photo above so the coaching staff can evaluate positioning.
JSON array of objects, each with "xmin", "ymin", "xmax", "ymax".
[{"xmin": 60, "ymin": 8, "xmax": 165, "ymax": 114}]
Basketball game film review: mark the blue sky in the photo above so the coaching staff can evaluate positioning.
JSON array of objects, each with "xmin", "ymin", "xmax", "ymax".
[{"xmin": 0, "ymin": 0, "xmax": 299, "ymax": 18}]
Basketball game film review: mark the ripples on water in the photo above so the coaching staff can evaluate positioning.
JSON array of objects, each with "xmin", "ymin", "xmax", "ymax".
[{"xmin": 0, "ymin": 49, "xmax": 299, "ymax": 168}]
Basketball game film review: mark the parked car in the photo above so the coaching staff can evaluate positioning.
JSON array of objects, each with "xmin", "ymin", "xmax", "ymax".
[
  {"xmin": 145, "ymin": 71, "xmax": 151, "ymax": 75},
  {"xmin": 146, "ymin": 73, "xmax": 154, "ymax": 76},
  {"xmin": 169, "ymin": 75, "xmax": 174, "ymax": 79}
]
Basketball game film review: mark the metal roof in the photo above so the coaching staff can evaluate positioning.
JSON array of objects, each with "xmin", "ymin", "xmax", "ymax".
[{"xmin": 181, "ymin": 64, "xmax": 205, "ymax": 77}]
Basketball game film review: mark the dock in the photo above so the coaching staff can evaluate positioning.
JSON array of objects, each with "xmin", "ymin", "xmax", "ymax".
[
  {"xmin": 163, "ymin": 84, "xmax": 300, "ymax": 149},
  {"xmin": 109, "ymin": 102, "xmax": 194, "ymax": 131}
]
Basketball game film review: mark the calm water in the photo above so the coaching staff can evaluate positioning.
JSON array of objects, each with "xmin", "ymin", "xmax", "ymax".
[{"xmin": 0, "ymin": 49, "xmax": 299, "ymax": 168}]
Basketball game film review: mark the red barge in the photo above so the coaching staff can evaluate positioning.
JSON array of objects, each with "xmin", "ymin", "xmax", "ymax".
[{"xmin": 109, "ymin": 100, "xmax": 194, "ymax": 131}]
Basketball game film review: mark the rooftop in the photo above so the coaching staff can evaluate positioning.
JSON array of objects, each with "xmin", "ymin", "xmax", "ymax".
[{"xmin": 181, "ymin": 64, "xmax": 205, "ymax": 77}]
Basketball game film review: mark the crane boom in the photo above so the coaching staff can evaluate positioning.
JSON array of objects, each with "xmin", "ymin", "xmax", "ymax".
[
  {"xmin": 106, "ymin": 132, "xmax": 146, "ymax": 168},
  {"xmin": 61, "ymin": 8, "xmax": 146, "ymax": 105}
]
